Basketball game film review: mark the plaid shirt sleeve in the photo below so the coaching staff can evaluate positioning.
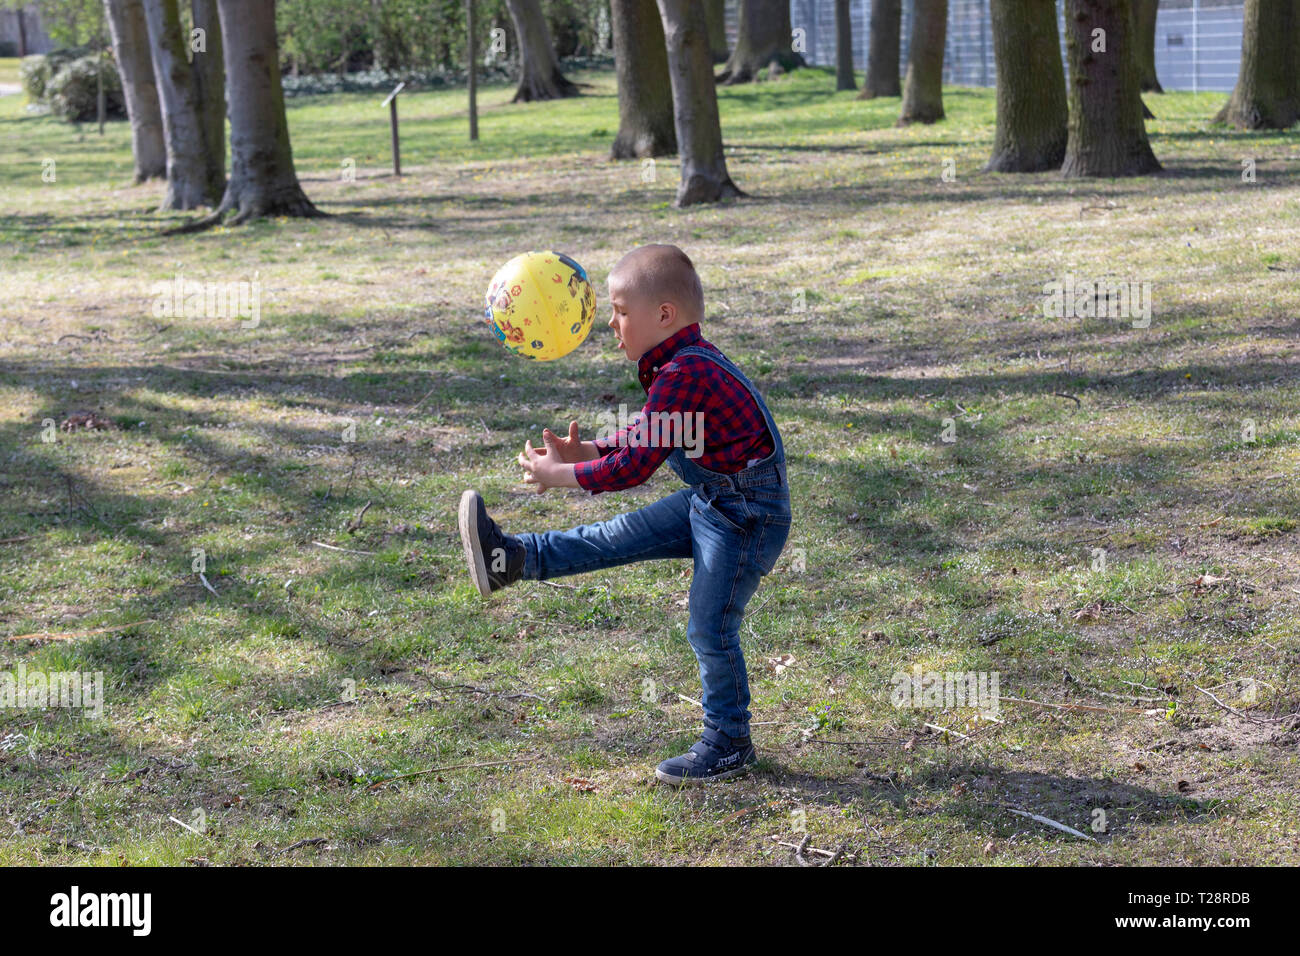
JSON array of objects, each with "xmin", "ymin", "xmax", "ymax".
[{"xmin": 574, "ymin": 361, "xmax": 708, "ymax": 493}]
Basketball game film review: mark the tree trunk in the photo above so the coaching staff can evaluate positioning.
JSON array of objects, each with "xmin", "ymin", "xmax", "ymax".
[
  {"xmin": 899, "ymin": 0, "xmax": 946, "ymax": 124},
  {"xmin": 191, "ymin": 0, "xmax": 226, "ymax": 196},
  {"xmin": 986, "ymin": 0, "xmax": 1067, "ymax": 172},
  {"xmin": 718, "ymin": 0, "xmax": 805, "ymax": 84},
  {"xmin": 655, "ymin": 0, "xmax": 744, "ymax": 206},
  {"xmin": 504, "ymin": 0, "xmax": 578, "ymax": 102},
  {"xmin": 16, "ymin": 7, "xmax": 28, "ymax": 56},
  {"xmin": 704, "ymin": 0, "xmax": 728, "ymax": 63},
  {"xmin": 835, "ymin": 0, "xmax": 856, "ymax": 91},
  {"xmin": 211, "ymin": 0, "xmax": 320, "ymax": 222},
  {"xmin": 103, "ymin": 0, "xmax": 166, "ymax": 182},
  {"xmin": 860, "ymin": 0, "xmax": 901, "ymax": 98},
  {"xmin": 1132, "ymin": 0, "xmax": 1161, "ymax": 93},
  {"xmin": 142, "ymin": 0, "xmax": 221, "ymax": 208},
  {"xmin": 610, "ymin": 0, "xmax": 676, "ymax": 158},
  {"xmin": 1061, "ymin": 0, "xmax": 1160, "ymax": 178},
  {"xmin": 1215, "ymin": 0, "xmax": 1300, "ymax": 130}
]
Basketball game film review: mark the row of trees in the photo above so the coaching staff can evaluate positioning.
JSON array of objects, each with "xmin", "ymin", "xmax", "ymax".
[
  {"xmin": 100, "ymin": 0, "xmax": 1300, "ymax": 224},
  {"xmin": 608, "ymin": 0, "xmax": 1298, "ymax": 196},
  {"xmin": 105, "ymin": 0, "xmax": 317, "ymax": 222}
]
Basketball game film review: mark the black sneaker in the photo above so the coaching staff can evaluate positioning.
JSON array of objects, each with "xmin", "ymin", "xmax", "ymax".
[
  {"xmin": 655, "ymin": 726, "xmax": 756, "ymax": 787},
  {"xmin": 458, "ymin": 489, "xmax": 525, "ymax": 597}
]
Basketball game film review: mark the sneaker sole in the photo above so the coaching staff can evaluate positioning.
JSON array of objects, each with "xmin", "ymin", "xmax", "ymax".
[
  {"xmin": 458, "ymin": 489, "xmax": 492, "ymax": 598},
  {"xmin": 654, "ymin": 763, "xmax": 754, "ymax": 787}
]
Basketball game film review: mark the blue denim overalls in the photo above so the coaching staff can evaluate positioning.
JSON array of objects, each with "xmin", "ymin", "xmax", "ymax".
[{"xmin": 518, "ymin": 346, "xmax": 792, "ymax": 738}]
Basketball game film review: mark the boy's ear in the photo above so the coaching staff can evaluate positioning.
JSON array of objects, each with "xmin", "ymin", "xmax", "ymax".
[{"xmin": 658, "ymin": 301, "xmax": 677, "ymax": 327}]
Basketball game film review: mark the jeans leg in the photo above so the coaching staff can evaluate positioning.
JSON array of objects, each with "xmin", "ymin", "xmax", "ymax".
[
  {"xmin": 685, "ymin": 503, "xmax": 766, "ymax": 740},
  {"xmin": 517, "ymin": 487, "xmax": 694, "ymax": 580}
]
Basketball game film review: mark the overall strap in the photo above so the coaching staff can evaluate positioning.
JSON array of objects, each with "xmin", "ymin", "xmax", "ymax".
[{"xmin": 671, "ymin": 344, "xmax": 786, "ymax": 494}]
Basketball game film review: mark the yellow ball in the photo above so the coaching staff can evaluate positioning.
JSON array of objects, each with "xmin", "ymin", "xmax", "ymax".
[{"xmin": 483, "ymin": 251, "xmax": 597, "ymax": 361}]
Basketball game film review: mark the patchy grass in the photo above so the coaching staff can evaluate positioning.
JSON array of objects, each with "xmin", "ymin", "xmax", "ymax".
[{"xmin": 1, "ymin": 66, "xmax": 1298, "ymax": 866}]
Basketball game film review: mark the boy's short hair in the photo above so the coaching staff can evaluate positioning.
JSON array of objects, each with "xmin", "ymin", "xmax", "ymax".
[{"xmin": 609, "ymin": 244, "xmax": 705, "ymax": 321}]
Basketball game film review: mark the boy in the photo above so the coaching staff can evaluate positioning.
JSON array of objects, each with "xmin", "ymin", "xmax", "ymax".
[{"xmin": 458, "ymin": 244, "xmax": 791, "ymax": 786}]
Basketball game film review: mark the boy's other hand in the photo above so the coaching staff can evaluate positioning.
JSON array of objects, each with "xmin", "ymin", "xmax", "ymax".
[
  {"xmin": 518, "ymin": 429, "xmax": 581, "ymax": 493},
  {"xmin": 530, "ymin": 420, "xmax": 600, "ymax": 463}
]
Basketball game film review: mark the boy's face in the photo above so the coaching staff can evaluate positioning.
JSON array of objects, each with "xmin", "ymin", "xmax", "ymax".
[{"xmin": 607, "ymin": 274, "xmax": 671, "ymax": 363}]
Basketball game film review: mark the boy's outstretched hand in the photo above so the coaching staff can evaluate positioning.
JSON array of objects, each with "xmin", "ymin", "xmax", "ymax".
[{"xmin": 518, "ymin": 421, "xmax": 591, "ymax": 493}]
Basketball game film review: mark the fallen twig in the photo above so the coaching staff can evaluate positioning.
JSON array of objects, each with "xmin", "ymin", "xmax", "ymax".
[
  {"xmin": 198, "ymin": 573, "xmax": 219, "ymax": 596},
  {"xmin": 923, "ymin": 722, "xmax": 971, "ymax": 740},
  {"xmin": 427, "ymin": 682, "xmax": 546, "ymax": 702},
  {"xmin": 312, "ymin": 541, "xmax": 377, "ymax": 556},
  {"xmin": 1193, "ymin": 685, "xmax": 1268, "ymax": 726},
  {"xmin": 6, "ymin": 619, "xmax": 154, "ymax": 642},
  {"xmin": 277, "ymin": 837, "xmax": 327, "ymax": 855},
  {"xmin": 996, "ymin": 695, "xmax": 1145, "ymax": 715},
  {"xmin": 345, "ymin": 501, "xmax": 372, "ymax": 533},
  {"xmin": 786, "ymin": 834, "xmax": 851, "ymax": 866},
  {"xmin": 167, "ymin": 815, "xmax": 209, "ymax": 838},
  {"xmin": 1004, "ymin": 807, "xmax": 1096, "ymax": 842},
  {"xmin": 1053, "ymin": 392, "xmax": 1081, "ymax": 407},
  {"xmin": 365, "ymin": 754, "xmax": 542, "ymax": 791}
]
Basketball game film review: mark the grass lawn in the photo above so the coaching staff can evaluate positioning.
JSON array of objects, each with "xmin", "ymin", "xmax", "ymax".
[{"xmin": 1, "ymin": 66, "xmax": 1298, "ymax": 866}]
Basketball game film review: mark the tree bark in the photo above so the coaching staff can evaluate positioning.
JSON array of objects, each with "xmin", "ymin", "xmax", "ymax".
[
  {"xmin": 860, "ymin": 0, "xmax": 901, "ymax": 98},
  {"xmin": 103, "ymin": 0, "xmax": 166, "ymax": 182},
  {"xmin": 1061, "ymin": 0, "xmax": 1160, "ymax": 178},
  {"xmin": 704, "ymin": 0, "xmax": 728, "ymax": 63},
  {"xmin": 142, "ymin": 0, "xmax": 221, "ymax": 208},
  {"xmin": 1132, "ymin": 0, "xmax": 1161, "ymax": 93},
  {"xmin": 504, "ymin": 0, "xmax": 578, "ymax": 102},
  {"xmin": 610, "ymin": 0, "xmax": 676, "ymax": 158},
  {"xmin": 1215, "ymin": 0, "xmax": 1300, "ymax": 130},
  {"xmin": 986, "ymin": 0, "xmax": 1067, "ymax": 172},
  {"xmin": 210, "ymin": 0, "xmax": 320, "ymax": 222},
  {"xmin": 656, "ymin": 0, "xmax": 744, "ymax": 205},
  {"xmin": 718, "ymin": 0, "xmax": 805, "ymax": 84},
  {"xmin": 835, "ymin": 0, "xmax": 856, "ymax": 91},
  {"xmin": 191, "ymin": 0, "xmax": 226, "ymax": 198},
  {"xmin": 16, "ymin": 6, "xmax": 28, "ymax": 56},
  {"xmin": 899, "ymin": 0, "xmax": 946, "ymax": 124}
]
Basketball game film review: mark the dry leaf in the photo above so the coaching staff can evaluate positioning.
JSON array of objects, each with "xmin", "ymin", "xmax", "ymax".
[
  {"xmin": 564, "ymin": 777, "xmax": 597, "ymax": 793},
  {"xmin": 1073, "ymin": 603, "xmax": 1102, "ymax": 622},
  {"xmin": 1191, "ymin": 574, "xmax": 1229, "ymax": 589},
  {"xmin": 1132, "ymin": 762, "xmax": 1146, "ymax": 772},
  {"xmin": 767, "ymin": 653, "xmax": 796, "ymax": 676},
  {"xmin": 1176, "ymin": 779, "xmax": 1192, "ymax": 793}
]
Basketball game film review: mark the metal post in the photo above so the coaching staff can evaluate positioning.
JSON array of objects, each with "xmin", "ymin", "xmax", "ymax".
[
  {"xmin": 467, "ymin": 0, "xmax": 478, "ymax": 141},
  {"xmin": 980, "ymin": 0, "xmax": 988, "ymax": 87},
  {"xmin": 1191, "ymin": 0, "xmax": 1199, "ymax": 94},
  {"xmin": 382, "ymin": 82, "xmax": 406, "ymax": 176}
]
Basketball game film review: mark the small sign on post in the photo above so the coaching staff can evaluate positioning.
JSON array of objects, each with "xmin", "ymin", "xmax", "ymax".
[{"xmin": 381, "ymin": 81, "xmax": 406, "ymax": 176}]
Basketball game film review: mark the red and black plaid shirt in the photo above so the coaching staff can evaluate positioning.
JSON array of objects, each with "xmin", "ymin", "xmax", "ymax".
[{"xmin": 574, "ymin": 323, "xmax": 775, "ymax": 494}]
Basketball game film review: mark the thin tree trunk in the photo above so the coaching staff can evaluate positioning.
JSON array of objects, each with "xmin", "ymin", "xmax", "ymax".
[
  {"xmin": 1061, "ymin": 0, "xmax": 1160, "ymax": 178},
  {"xmin": 611, "ymin": 0, "xmax": 676, "ymax": 158},
  {"xmin": 504, "ymin": 0, "xmax": 578, "ymax": 102},
  {"xmin": 704, "ymin": 0, "xmax": 728, "ymax": 63},
  {"xmin": 899, "ymin": 0, "xmax": 946, "ymax": 124},
  {"xmin": 986, "ymin": 0, "xmax": 1067, "ymax": 172},
  {"xmin": 191, "ymin": 0, "xmax": 225, "ymax": 197},
  {"xmin": 1132, "ymin": 0, "xmax": 1161, "ymax": 93},
  {"xmin": 656, "ymin": 0, "xmax": 744, "ymax": 206},
  {"xmin": 142, "ymin": 0, "xmax": 221, "ymax": 208},
  {"xmin": 16, "ymin": 7, "xmax": 28, "ymax": 56},
  {"xmin": 835, "ymin": 0, "xmax": 856, "ymax": 91},
  {"xmin": 103, "ymin": 0, "xmax": 165, "ymax": 182},
  {"xmin": 718, "ymin": 0, "xmax": 805, "ymax": 84},
  {"xmin": 1215, "ymin": 0, "xmax": 1300, "ymax": 130},
  {"xmin": 210, "ymin": 0, "xmax": 320, "ymax": 222},
  {"xmin": 860, "ymin": 0, "xmax": 901, "ymax": 98}
]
